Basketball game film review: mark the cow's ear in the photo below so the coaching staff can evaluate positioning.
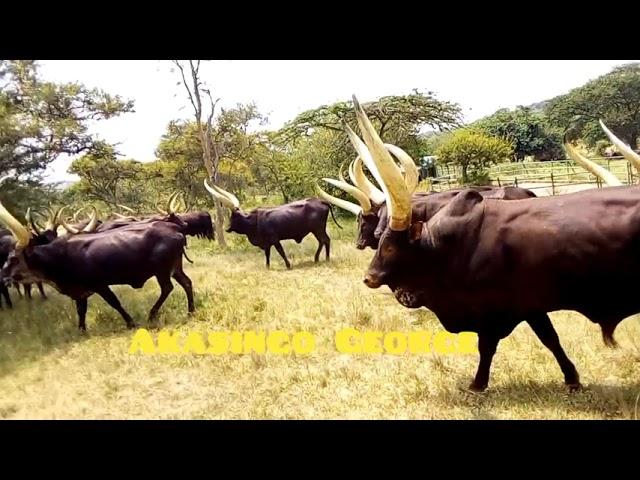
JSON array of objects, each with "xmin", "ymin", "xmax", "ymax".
[{"xmin": 409, "ymin": 222, "xmax": 424, "ymax": 244}]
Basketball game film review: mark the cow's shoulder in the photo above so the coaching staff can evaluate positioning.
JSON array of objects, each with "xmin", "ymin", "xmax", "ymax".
[{"xmin": 411, "ymin": 189, "xmax": 485, "ymax": 248}]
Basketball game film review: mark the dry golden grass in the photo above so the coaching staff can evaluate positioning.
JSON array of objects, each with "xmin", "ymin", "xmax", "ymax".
[{"xmin": 1, "ymin": 219, "xmax": 640, "ymax": 419}]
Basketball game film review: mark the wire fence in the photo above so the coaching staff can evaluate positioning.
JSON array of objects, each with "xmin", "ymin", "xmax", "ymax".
[{"xmin": 425, "ymin": 156, "xmax": 638, "ymax": 195}]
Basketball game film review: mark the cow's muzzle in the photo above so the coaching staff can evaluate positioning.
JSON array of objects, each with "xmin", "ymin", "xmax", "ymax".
[{"xmin": 363, "ymin": 274, "xmax": 382, "ymax": 289}]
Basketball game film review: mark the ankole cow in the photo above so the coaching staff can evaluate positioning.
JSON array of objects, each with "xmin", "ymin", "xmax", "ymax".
[
  {"xmin": 317, "ymin": 155, "xmax": 536, "ymax": 250},
  {"xmin": 0, "ymin": 186, "xmax": 195, "ymax": 331},
  {"xmin": 348, "ymin": 93, "xmax": 640, "ymax": 392},
  {"xmin": 204, "ymin": 181, "xmax": 341, "ymax": 269}
]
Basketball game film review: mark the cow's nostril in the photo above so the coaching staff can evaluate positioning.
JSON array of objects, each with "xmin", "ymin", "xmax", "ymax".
[{"xmin": 363, "ymin": 275, "xmax": 381, "ymax": 289}]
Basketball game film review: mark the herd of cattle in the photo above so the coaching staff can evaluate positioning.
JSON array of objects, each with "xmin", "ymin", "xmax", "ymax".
[{"xmin": 2, "ymin": 94, "xmax": 640, "ymax": 393}]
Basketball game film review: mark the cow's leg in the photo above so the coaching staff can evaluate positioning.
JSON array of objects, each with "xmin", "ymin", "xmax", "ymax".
[
  {"xmin": 324, "ymin": 234, "xmax": 330, "ymax": 260},
  {"xmin": 273, "ymin": 241, "xmax": 291, "ymax": 269},
  {"xmin": 469, "ymin": 333, "xmax": 500, "ymax": 392},
  {"xmin": 76, "ymin": 298, "xmax": 88, "ymax": 331},
  {"xmin": 14, "ymin": 284, "xmax": 22, "ymax": 298},
  {"xmin": 527, "ymin": 313, "xmax": 581, "ymax": 390},
  {"xmin": 312, "ymin": 231, "xmax": 330, "ymax": 262},
  {"xmin": 147, "ymin": 275, "xmax": 174, "ymax": 324},
  {"xmin": 95, "ymin": 287, "xmax": 136, "ymax": 329},
  {"xmin": 37, "ymin": 282, "xmax": 47, "ymax": 300},
  {"xmin": 172, "ymin": 268, "xmax": 194, "ymax": 314},
  {"xmin": 265, "ymin": 245, "xmax": 271, "ymax": 268},
  {"xmin": 24, "ymin": 283, "xmax": 32, "ymax": 300},
  {"xmin": 0, "ymin": 285, "xmax": 12, "ymax": 309}
]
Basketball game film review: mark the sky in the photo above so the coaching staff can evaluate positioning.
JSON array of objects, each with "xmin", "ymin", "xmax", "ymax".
[{"xmin": 37, "ymin": 60, "xmax": 640, "ymax": 183}]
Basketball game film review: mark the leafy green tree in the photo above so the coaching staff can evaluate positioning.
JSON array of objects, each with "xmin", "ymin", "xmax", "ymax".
[
  {"xmin": 276, "ymin": 90, "xmax": 462, "ymax": 167},
  {"xmin": 0, "ymin": 60, "xmax": 133, "ymax": 216},
  {"xmin": 436, "ymin": 129, "xmax": 513, "ymax": 184},
  {"xmin": 68, "ymin": 146, "xmax": 152, "ymax": 210},
  {"xmin": 172, "ymin": 60, "xmax": 268, "ymax": 245},
  {"xmin": 473, "ymin": 106, "xmax": 563, "ymax": 161},
  {"xmin": 545, "ymin": 63, "xmax": 640, "ymax": 148}
]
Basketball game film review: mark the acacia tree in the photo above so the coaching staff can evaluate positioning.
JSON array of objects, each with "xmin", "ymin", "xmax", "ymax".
[
  {"xmin": 172, "ymin": 60, "xmax": 227, "ymax": 246},
  {"xmin": 545, "ymin": 63, "xmax": 640, "ymax": 148},
  {"xmin": 274, "ymin": 90, "xmax": 463, "ymax": 186}
]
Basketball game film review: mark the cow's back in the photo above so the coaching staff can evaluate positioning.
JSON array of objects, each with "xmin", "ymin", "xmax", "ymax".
[{"xmin": 258, "ymin": 198, "xmax": 328, "ymax": 241}]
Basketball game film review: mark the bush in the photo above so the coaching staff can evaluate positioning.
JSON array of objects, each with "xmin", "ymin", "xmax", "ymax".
[{"xmin": 436, "ymin": 129, "xmax": 513, "ymax": 184}]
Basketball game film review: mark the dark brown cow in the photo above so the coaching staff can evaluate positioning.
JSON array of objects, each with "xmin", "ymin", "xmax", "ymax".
[
  {"xmin": 204, "ymin": 180, "xmax": 340, "ymax": 269},
  {"xmin": 317, "ymin": 157, "xmax": 535, "ymax": 250},
  {"xmin": 0, "ymin": 198, "xmax": 194, "ymax": 331},
  {"xmin": 348, "ymin": 94, "xmax": 640, "ymax": 392}
]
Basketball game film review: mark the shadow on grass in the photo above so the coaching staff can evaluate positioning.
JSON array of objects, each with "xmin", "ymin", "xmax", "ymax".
[
  {"xmin": 0, "ymin": 282, "xmax": 196, "ymax": 379},
  {"xmin": 439, "ymin": 378, "xmax": 640, "ymax": 419}
]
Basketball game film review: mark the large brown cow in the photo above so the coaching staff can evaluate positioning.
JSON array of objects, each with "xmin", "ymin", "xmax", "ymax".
[
  {"xmin": 348, "ymin": 94, "xmax": 640, "ymax": 392},
  {"xmin": 204, "ymin": 180, "xmax": 340, "ymax": 269},
  {"xmin": 0, "ymin": 195, "xmax": 194, "ymax": 331},
  {"xmin": 317, "ymin": 156, "xmax": 535, "ymax": 250}
]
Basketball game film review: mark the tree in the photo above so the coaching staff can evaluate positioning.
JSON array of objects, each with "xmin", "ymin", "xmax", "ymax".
[
  {"xmin": 155, "ymin": 103, "xmax": 267, "ymax": 205},
  {"xmin": 473, "ymin": 106, "xmax": 563, "ymax": 162},
  {"xmin": 254, "ymin": 129, "xmax": 337, "ymax": 203},
  {"xmin": 436, "ymin": 129, "xmax": 513, "ymax": 184},
  {"xmin": 68, "ymin": 146, "xmax": 153, "ymax": 210},
  {"xmin": 545, "ymin": 63, "xmax": 640, "ymax": 149},
  {"xmin": 0, "ymin": 60, "xmax": 133, "ymax": 215},
  {"xmin": 276, "ymin": 90, "xmax": 463, "ymax": 165},
  {"xmin": 172, "ymin": 60, "xmax": 227, "ymax": 246}
]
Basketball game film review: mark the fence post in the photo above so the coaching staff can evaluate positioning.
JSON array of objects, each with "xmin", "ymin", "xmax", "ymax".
[
  {"xmin": 497, "ymin": 176, "xmax": 501, "ymax": 187},
  {"xmin": 514, "ymin": 177, "xmax": 518, "ymax": 187},
  {"xmin": 551, "ymin": 172, "xmax": 555, "ymax": 195}
]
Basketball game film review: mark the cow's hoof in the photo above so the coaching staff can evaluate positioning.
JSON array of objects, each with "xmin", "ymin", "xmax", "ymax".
[
  {"xmin": 566, "ymin": 382, "xmax": 582, "ymax": 392},
  {"xmin": 468, "ymin": 382, "xmax": 488, "ymax": 393}
]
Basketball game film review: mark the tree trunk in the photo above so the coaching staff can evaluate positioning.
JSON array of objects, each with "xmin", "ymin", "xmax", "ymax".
[
  {"xmin": 212, "ymin": 167, "xmax": 227, "ymax": 247},
  {"xmin": 461, "ymin": 164, "xmax": 468, "ymax": 184}
]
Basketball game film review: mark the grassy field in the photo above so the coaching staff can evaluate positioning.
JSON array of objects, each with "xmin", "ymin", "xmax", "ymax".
[{"xmin": 1, "ymin": 219, "xmax": 640, "ymax": 419}]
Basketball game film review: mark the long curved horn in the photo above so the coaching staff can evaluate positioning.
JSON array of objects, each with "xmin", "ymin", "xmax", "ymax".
[
  {"xmin": 350, "ymin": 156, "xmax": 386, "ymax": 205},
  {"xmin": 316, "ymin": 181, "xmax": 362, "ymax": 216},
  {"xmin": 211, "ymin": 183, "xmax": 240, "ymax": 210},
  {"xmin": 0, "ymin": 200, "xmax": 32, "ymax": 248},
  {"xmin": 168, "ymin": 192, "xmax": 186, "ymax": 214},
  {"xmin": 385, "ymin": 144, "xmax": 419, "ymax": 194},
  {"xmin": 565, "ymin": 142, "xmax": 623, "ymax": 187},
  {"xmin": 25, "ymin": 208, "xmax": 44, "ymax": 236},
  {"xmin": 204, "ymin": 179, "xmax": 236, "ymax": 210},
  {"xmin": 44, "ymin": 206, "xmax": 60, "ymax": 230},
  {"xmin": 344, "ymin": 123, "xmax": 389, "ymax": 203},
  {"xmin": 58, "ymin": 206, "xmax": 81, "ymax": 234},
  {"xmin": 351, "ymin": 95, "xmax": 411, "ymax": 230},
  {"xmin": 166, "ymin": 192, "xmax": 180, "ymax": 214},
  {"xmin": 117, "ymin": 203, "xmax": 136, "ymax": 214},
  {"xmin": 81, "ymin": 206, "xmax": 99, "ymax": 233},
  {"xmin": 322, "ymin": 177, "xmax": 371, "ymax": 212},
  {"xmin": 338, "ymin": 160, "xmax": 349, "ymax": 183},
  {"xmin": 73, "ymin": 206, "xmax": 89, "ymax": 222},
  {"xmin": 599, "ymin": 120, "xmax": 640, "ymax": 174},
  {"xmin": 156, "ymin": 201, "xmax": 168, "ymax": 215}
]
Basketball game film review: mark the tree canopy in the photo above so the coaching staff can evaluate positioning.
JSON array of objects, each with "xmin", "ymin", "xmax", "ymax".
[
  {"xmin": 545, "ymin": 62, "xmax": 640, "ymax": 148},
  {"xmin": 473, "ymin": 106, "xmax": 563, "ymax": 162},
  {"xmin": 0, "ymin": 60, "xmax": 133, "ymax": 215}
]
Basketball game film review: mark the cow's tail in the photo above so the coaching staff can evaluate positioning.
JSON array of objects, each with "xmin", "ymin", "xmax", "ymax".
[
  {"xmin": 182, "ymin": 247, "xmax": 194, "ymax": 264},
  {"xmin": 327, "ymin": 204, "xmax": 342, "ymax": 229}
]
